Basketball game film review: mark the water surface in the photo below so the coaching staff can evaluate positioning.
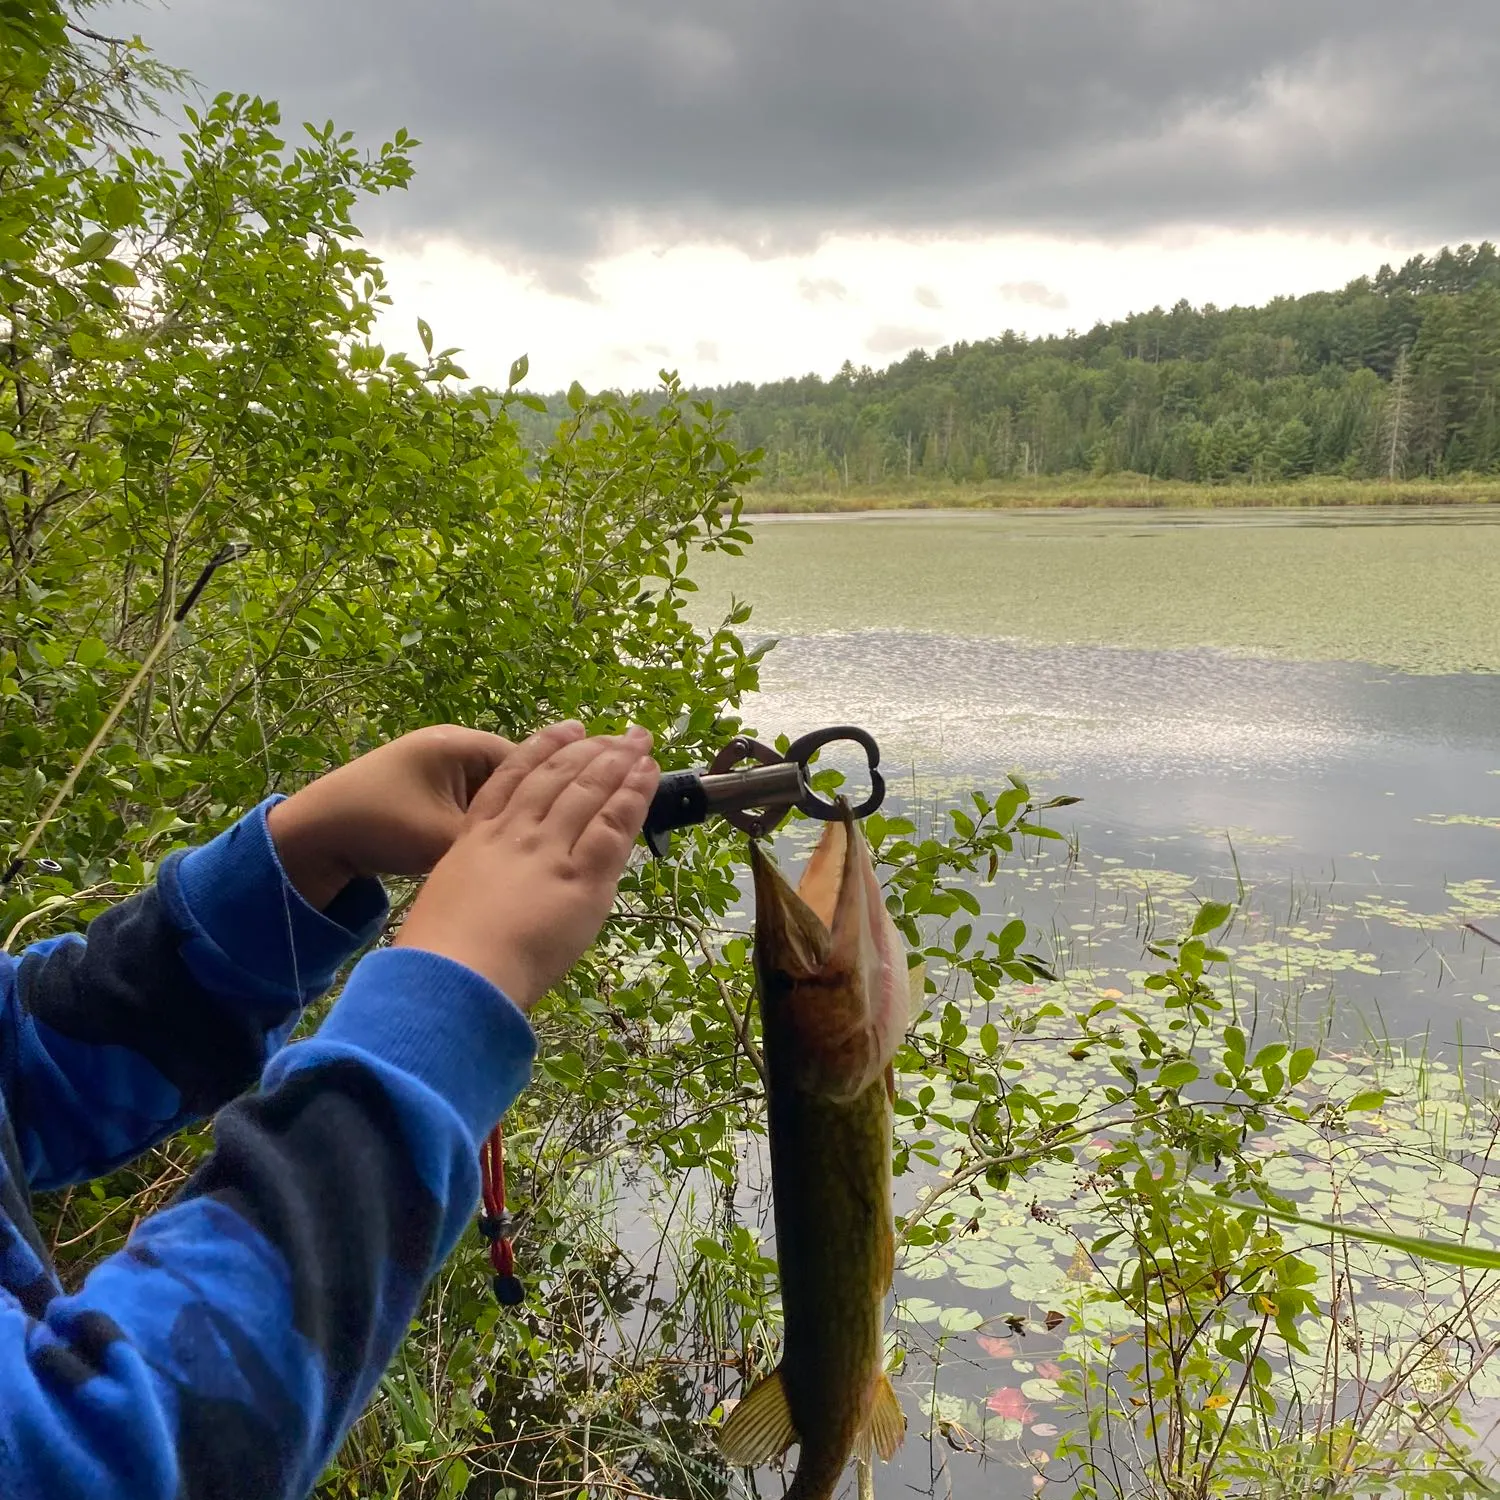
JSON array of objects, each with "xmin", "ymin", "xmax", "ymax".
[
  {"xmin": 691, "ymin": 506, "xmax": 1500, "ymax": 1044},
  {"xmin": 681, "ymin": 507, "xmax": 1500, "ymax": 1497}
]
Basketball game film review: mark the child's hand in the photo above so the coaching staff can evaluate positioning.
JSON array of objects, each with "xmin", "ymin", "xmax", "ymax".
[
  {"xmin": 267, "ymin": 725, "xmax": 516, "ymax": 909},
  {"xmin": 391, "ymin": 723, "xmax": 660, "ymax": 1010}
]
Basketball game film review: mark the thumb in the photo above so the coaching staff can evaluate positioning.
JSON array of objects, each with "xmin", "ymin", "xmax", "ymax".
[{"xmin": 433, "ymin": 726, "xmax": 517, "ymax": 808}]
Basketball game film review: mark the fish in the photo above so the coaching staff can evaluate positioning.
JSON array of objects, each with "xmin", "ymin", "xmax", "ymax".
[{"xmin": 718, "ymin": 804, "xmax": 914, "ymax": 1499}]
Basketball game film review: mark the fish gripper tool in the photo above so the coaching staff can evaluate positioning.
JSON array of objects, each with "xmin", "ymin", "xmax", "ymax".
[{"xmin": 642, "ymin": 726, "xmax": 885, "ymax": 858}]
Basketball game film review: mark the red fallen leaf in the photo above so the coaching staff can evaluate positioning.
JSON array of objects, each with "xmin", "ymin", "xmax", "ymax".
[
  {"xmin": 986, "ymin": 1387, "xmax": 1036, "ymax": 1423},
  {"xmin": 978, "ymin": 1335, "xmax": 1017, "ymax": 1359},
  {"xmin": 1044, "ymin": 1310, "xmax": 1065, "ymax": 1332},
  {"xmin": 1036, "ymin": 1361, "xmax": 1064, "ymax": 1380}
]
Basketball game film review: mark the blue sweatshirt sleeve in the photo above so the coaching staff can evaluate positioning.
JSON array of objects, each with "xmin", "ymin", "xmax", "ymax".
[
  {"xmin": 0, "ymin": 946, "xmax": 537, "ymax": 1500},
  {"xmin": 0, "ymin": 798, "xmax": 388, "ymax": 1190}
]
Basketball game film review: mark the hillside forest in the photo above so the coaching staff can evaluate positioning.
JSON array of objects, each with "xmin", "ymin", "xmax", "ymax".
[{"xmin": 523, "ymin": 247, "xmax": 1500, "ymax": 492}]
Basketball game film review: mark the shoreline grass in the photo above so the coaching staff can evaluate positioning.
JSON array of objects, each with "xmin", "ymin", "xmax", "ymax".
[{"xmin": 740, "ymin": 476, "xmax": 1500, "ymax": 514}]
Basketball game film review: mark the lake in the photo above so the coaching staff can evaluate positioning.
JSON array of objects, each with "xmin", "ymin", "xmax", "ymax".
[
  {"xmin": 690, "ymin": 506, "xmax": 1500, "ymax": 1046},
  {"xmin": 678, "ymin": 506, "xmax": 1500, "ymax": 1498}
]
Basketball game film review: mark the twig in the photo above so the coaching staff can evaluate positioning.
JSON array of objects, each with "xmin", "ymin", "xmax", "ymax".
[
  {"xmin": 66, "ymin": 20, "xmax": 133, "ymax": 47},
  {"xmin": 1, "ymin": 544, "xmax": 247, "ymax": 887},
  {"xmin": 694, "ymin": 929, "xmax": 768, "ymax": 1089}
]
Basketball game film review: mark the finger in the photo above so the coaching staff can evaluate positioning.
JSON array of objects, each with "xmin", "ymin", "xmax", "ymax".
[
  {"xmin": 407, "ymin": 725, "xmax": 517, "ymax": 811},
  {"xmin": 439, "ymin": 727, "xmax": 517, "ymax": 806},
  {"xmin": 543, "ymin": 741, "xmax": 652, "ymax": 848},
  {"xmin": 573, "ymin": 755, "xmax": 661, "ymax": 870},
  {"xmin": 501, "ymin": 734, "xmax": 627, "ymax": 828},
  {"xmin": 467, "ymin": 722, "xmax": 584, "ymax": 822}
]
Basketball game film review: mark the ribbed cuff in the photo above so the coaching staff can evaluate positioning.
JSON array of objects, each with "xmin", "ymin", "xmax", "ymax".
[
  {"xmin": 161, "ymin": 797, "xmax": 389, "ymax": 1014},
  {"xmin": 315, "ymin": 948, "xmax": 537, "ymax": 1144}
]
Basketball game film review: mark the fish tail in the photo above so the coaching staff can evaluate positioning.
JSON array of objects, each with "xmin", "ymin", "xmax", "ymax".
[
  {"xmin": 785, "ymin": 1375, "xmax": 905, "ymax": 1500},
  {"xmin": 783, "ymin": 1447, "xmax": 853, "ymax": 1500},
  {"xmin": 719, "ymin": 1365, "xmax": 894, "ymax": 1500}
]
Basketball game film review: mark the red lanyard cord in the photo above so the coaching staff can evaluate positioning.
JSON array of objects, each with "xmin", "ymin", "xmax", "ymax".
[{"xmin": 478, "ymin": 1121, "xmax": 523, "ymax": 1306}]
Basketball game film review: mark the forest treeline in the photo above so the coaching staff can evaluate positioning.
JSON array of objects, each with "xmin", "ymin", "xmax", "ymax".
[
  {"xmin": 537, "ymin": 246, "xmax": 1500, "ymax": 491},
  {"xmin": 723, "ymin": 246, "xmax": 1500, "ymax": 489}
]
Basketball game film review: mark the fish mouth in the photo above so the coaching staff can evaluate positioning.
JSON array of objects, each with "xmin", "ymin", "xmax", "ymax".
[
  {"xmin": 750, "ymin": 802, "xmax": 910, "ymax": 1099},
  {"xmin": 748, "ymin": 804, "xmax": 850, "ymax": 982}
]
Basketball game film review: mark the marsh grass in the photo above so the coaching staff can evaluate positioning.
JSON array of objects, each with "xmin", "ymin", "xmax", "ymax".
[{"xmin": 742, "ymin": 476, "xmax": 1500, "ymax": 514}]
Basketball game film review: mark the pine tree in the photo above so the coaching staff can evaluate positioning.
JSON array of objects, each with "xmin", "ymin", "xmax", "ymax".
[{"xmin": 1380, "ymin": 346, "xmax": 1412, "ymax": 480}]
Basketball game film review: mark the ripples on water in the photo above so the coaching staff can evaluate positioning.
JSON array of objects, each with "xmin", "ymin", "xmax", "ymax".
[{"xmin": 735, "ymin": 628, "xmax": 1500, "ymax": 1036}]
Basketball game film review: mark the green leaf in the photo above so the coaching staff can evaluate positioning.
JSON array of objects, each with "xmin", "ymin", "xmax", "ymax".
[
  {"xmin": 144, "ymin": 805, "xmax": 190, "ymax": 840},
  {"xmin": 65, "ymin": 230, "xmax": 118, "ymax": 266},
  {"xmin": 1287, "ymin": 1046, "xmax": 1316, "ymax": 1085},
  {"xmin": 1345, "ymin": 1090, "xmax": 1388, "ymax": 1112},
  {"xmin": 937, "ymin": 1305, "xmax": 984, "ymax": 1333},
  {"xmin": 508, "ymin": 352, "xmax": 530, "ymax": 387},
  {"xmin": 417, "ymin": 317, "xmax": 433, "ymax": 355},
  {"xmin": 1157, "ymin": 1060, "xmax": 1200, "ymax": 1090},
  {"xmin": 567, "ymin": 380, "xmax": 586, "ymax": 411},
  {"xmin": 543, "ymin": 1052, "xmax": 585, "ymax": 1087},
  {"xmin": 1193, "ymin": 1192, "xmax": 1500, "ymax": 1271},
  {"xmin": 1191, "ymin": 900, "xmax": 1233, "ymax": 936},
  {"xmin": 100, "ymin": 181, "xmax": 140, "ymax": 227}
]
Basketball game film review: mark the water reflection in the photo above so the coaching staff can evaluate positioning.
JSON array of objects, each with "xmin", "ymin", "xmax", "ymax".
[{"xmin": 737, "ymin": 630, "xmax": 1500, "ymax": 1043}]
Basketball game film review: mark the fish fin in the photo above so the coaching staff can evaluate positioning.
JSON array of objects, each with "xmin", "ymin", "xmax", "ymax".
[
  {"xmin": 718, "ymin": 1367, "xmax": 799, "ymax": 1466},
  {"xmin": 907, "ymin": 960, "xmax": 928, "ymax": 1022},
  {"xmin": 864, "ymin": 1372, "xmax": 906, "ymax": 1462}
]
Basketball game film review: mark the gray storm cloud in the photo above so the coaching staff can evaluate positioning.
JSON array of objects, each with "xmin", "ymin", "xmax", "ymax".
[{"xmin": 115, "ymin": 0, "xmax": 1500, "ymax": 278}]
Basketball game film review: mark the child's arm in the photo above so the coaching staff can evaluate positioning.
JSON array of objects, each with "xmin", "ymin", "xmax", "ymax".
[
  {"xmin": 1, "ymin": 725, "xmax": 512, "ymax": 1190},
  {"xmin": 0, "ymin": 723, "xmax": 658, "ymax": 1500}
]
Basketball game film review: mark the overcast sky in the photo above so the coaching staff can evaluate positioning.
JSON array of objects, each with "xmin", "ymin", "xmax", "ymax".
[{"xmin": 110, "ymin": 0, "xmax": 1500, "ymax": 390}]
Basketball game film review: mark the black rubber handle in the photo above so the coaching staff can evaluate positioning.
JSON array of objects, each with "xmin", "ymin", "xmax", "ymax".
[{"xmin": 643, "ymin": 771, "xmax": 709, "ymax": 857}]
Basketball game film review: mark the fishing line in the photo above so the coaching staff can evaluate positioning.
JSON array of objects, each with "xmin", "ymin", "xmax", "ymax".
[
  {"xmin": 227, "ymin": 556, "xmax": 512, "ymax": 1299},
  {"xmin": 1, "ymin": 541, "xmax": 252, "ymax": 890},
  {"xmin": 230, "ymin": 560, "xmax": 303, "ymax": 1008}
]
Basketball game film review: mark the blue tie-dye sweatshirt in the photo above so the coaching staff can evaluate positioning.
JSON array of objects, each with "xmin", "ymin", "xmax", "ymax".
[{"xmin": 0, "ymin": 798, "xmax": 537, "ymax": 1499}]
